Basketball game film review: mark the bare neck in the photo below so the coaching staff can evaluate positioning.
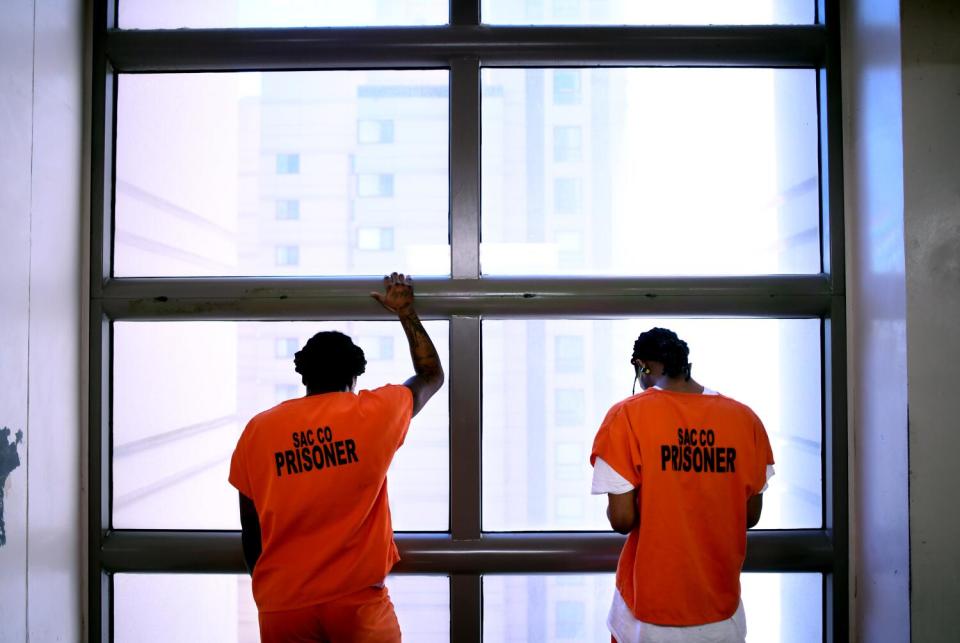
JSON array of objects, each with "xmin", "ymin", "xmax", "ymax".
[{"xmin": 657, "ymin": 376, "xmax": 704, "ymax": 394}]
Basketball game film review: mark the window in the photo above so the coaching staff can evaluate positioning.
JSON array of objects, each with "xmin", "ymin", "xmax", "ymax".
[
  {"xmin": 555, "ymin": 230, "xmax": 583, "ymax": 267},
  {"xmin": 358, "ymin": 119, "xmax": 395, "ymax": 144},
  {"xmin": 274, "ymin": 245, "xmax": 300, "ymax": 266},
  {"xmin": 553, "ymin": 69, "xmax": 581, "ymax": 105},
  {"xmin": 554, "ymin": 335, "xmax": 584, "ymax": 373},
  {"xmin": 357, "ymin": 173, "xmax": 395, "ymax": 197},
  {"xmin": 94, "ymin": 5, "xmax": 846, "ymax": 641},
  {"xmin": 113, "ymin": 70, "xmax": 449, "ymax": 278},
  {"xmin": 112, "ymin": 321, "xmax": 450, "ymax": 531},
  {"xmin": 554, "ymin": 388, "xmax": 585, "ymax": 427},
  {"xmin": 554, "ymin": 600, "xmax": 586, "ymax": 639},
  {"xmin": 274, "ymin": 337, "xmax": 299, "ymax": 358},
  {"xmin": 554, "ymin": 177, "xmax": 581, "ymax": 215},
  {"xmin": 481, "ymin": 68, "xmax": 821, "ymax": 276},
  {"xmin": 481, "ymin": 0, "xmax": 814, "ymax": 25},
  {"xmin": 356, "ymin": 335, "xmax": 395, "ymax": 361},
  {"xmin": 274, "ymin": 383, "xmax": 301, "ymax": 402},
  {"xmin": 275, "ymin": 199, "xmax": 300, "ymax": 220},
  {"xmin": 115, "ymin": 574, "xmax": 450, "ymax": 642},
  {"xmin": 553, "ymin": 126, "xmax": 582, "ymax": 162},
  {"xmin": 119, "ymin": 1, "xmax": 449, "ymax": 29},
  {"xmin": 483, "ymin": 574, "xmax": 823, "ymax": 643},
  {"xmin": 483, "ymin": 318, "xmax": 823, "ymax": 532},
  {"xmin": 276, "ymin": 153, "xmax": 300, "ymax": 174},
  {"xmin": 357, "ymin": 226, "xmax": 396, "ymax": 251}
]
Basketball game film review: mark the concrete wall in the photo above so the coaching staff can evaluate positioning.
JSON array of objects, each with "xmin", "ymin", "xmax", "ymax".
[
  {"xmin": 0, "ymin": 0, "xmax": 85, "ymax": 640},
  {"xmin": 841, "ymin": 1, "xmax": 911, "ymax": 641},
  {"xmin": 901, "ymin": 1, "xmax": 960, "ymax": 640}
]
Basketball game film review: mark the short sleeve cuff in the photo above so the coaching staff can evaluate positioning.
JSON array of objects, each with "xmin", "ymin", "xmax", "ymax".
[
  {"xmin": 760, "ymin": 464, "xmax": 775, "ymax": 494},
  {"xmin": 591, "ymin": 457, "xmax": 636, "ymax": 495}
]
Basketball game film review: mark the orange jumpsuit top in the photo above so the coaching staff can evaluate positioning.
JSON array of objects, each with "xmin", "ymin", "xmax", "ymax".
[
  {"xmin": 590, "ymin": 388, "xmax": 774, "ymax": 626},
  {"xmin": 229, "ymin": 385, "xmax": 413, "ymax": 612}
]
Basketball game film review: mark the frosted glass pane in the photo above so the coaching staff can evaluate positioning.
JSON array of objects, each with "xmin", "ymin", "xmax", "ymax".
[
  {"xmin": 119, "ymin": 0, "xmax": 448, "ymax": 29},
  {"xmin": 112, "ymin": 321, "xmax": 449, "ymax": 530},
  {"xmin": 115, "ymin": 71, "xmax": 449, "ymax": 277},
  {"xmin": 115, "ymin": 574, "xmax": 449, "ymax": 643},
  {"xmin": 482, "ymin": 0, "xmax": 813, "ymax": 25},
  {"xmin": 481, "ymin": 68, "xmax": 820, "ymax": 276},
  {"xmin": 483, "ymin": 573, "xmax": 821, "ymax": 643},
  {"xmin": 482, "ymin": 319, "xmax": 821, "ymax": 531}
]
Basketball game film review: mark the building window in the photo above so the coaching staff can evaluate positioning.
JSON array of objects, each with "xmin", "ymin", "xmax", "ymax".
[
  {"xmin": 357, "ymin": 335, "xmax": 395, "ymax": 361},
  {"xmin": 555, "ymin": 230, "xmax": 584, "ymax": 267},
  {"xmin": 555, "ymin": 442, "xmax": 582, "ymax": 465},
  {"xmin": 357, "ymin": 173, "xmax": 395, "ymax": 197},
  {"xmin": 554, "ymin": 335, "xmax": 584, "ymax": 373},
  {"xmin": 553, "ymin": 0, "xmax": 580, "ymax": 20},
  {"xmin": 356, "ymin": 226, "xmax": 396, "ymax": 251},
  {"xmin": 275, "ymin": 153, "xmax": 300, "ymax": 174},
  {"xmin": 275, "ymin": 199, "xmax": 300, "ymax": 220},
  {"xmin": 553, "ymin": 70, "xmax": 581, "ymax": 105},
  {"xmin": 274, "ymin": 383, "xmax": 301, "ymax": 401},
  {"xmin": 555, "ymin": 600, "xmax": 586, "ymax": 639},
  {"xmin": 274, "ymin": 245, "xmax": 300, "ymax": 266},
  {"xmin": 358, "ymin": 119, "xmax": 395, "ymax": 144},
  {"xmin": 553, "ymin": 126, "xmax": 582, "ymax": 162},
  {"xmin": 555, "ymin": 496, "xmax": 583, "ymax": 519},
  {"xmin": 274, "ymin": 337, "xmax": 299, "ymax": 358},
  {"xmin": 554, "ymin": 177, "xmax": 581, "ymax": 215},
  {"xmin": 554, "ymin": 388, "xmax": 585, "ymax": 426}
]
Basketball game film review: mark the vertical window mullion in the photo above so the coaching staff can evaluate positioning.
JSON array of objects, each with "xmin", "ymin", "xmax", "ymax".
[
  {"xmin": 450, "ymin": 574, "xmax": 482, "ymax": 643},
  {"xmin": 449, "ymin": 314, "xmax": 483, "ymax": 641},
  {"xmin": 449, "ymin": 315, "xmax": 482, "ymax": 538},
  {"xmin": 450, "ymin": 57, "xmax": 481, "ymax": 279},
  {"xmin": 451, "ymin": 0, "xmax": 481, "ymax": 27}
]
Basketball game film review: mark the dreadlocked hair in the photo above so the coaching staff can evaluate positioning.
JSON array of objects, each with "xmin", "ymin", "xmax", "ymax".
[
  {"xmin": 632, "ymin": 327, "xmax": 692, "ymax": 380},
  {"xmin": 294, "ymin": 331, "xmax": 367, "ymax": 393}
]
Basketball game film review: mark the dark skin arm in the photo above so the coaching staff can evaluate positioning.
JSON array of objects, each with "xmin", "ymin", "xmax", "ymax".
[
  {"xmin": 606, "ymin": 488, "xmax": 639, "ymax": 535},
  {"xmin": 238, "ymin": 492, "xmax": 262, "ymax": 575},
  {"xmin": 371, "ymin": 272, "xmax": 445, "ymax": 417},
  {"xmin": 607, "ymin": 490, "xmax": 763, "ymax": 533},
  {"xmin": 747, "ymin": 493, "xmax": 763, "ymax": 529}
]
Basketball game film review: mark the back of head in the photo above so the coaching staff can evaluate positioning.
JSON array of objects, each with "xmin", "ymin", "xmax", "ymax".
[
  {"xmin": 294, "ymin": 331, "xmax": 367, "ymax": 393},
  {"xmin": 632, "ymin": 327, "xmax": 691, "ymax": 379}
]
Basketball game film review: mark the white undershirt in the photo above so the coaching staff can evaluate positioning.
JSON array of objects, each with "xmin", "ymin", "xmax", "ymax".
[{"xmin": 590, "ymin": 387, "xmax": 774, "ymax": 643}]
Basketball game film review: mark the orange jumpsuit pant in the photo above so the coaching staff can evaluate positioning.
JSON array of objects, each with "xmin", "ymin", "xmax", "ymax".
[{"xmin": 258, "ymin": 585, "xmax": 401, "ymax": 643}]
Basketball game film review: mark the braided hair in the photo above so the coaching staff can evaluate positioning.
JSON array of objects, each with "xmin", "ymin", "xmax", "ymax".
[
  {"xmin": 632, "ymin": 327, "xmax": 692, "ymax": 380},
  {"xmin": 294, "ymin": 331, "xmax": 367, "ymax": 393}
]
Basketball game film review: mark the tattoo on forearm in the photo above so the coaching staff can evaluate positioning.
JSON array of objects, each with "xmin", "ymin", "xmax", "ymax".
[{"xmin": 400, "ymin": 311, "xmax": 442, "ymax": 378}]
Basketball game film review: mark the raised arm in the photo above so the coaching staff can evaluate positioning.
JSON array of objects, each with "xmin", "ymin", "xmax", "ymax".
[{"xmin": 372, "ymin": 272, "xmax": 445, "ymax": 417}]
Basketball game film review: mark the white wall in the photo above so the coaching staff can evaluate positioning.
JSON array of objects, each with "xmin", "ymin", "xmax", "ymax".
[
  {"xmin": 841, "ymin": 0, "xmax": 911, "ymax": 641},
  {"xmin": 901, "ymin": 1, "xmax": 960, "ymax": 640},
  {"xmin": 0, "ymin": 0, "xmax": 85, "ymax": 640}
]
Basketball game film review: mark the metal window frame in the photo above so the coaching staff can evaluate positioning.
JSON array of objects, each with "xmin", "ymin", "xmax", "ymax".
[{"xmin": 88, "ymin": 0, "xmax": 847, "ymax": 641}]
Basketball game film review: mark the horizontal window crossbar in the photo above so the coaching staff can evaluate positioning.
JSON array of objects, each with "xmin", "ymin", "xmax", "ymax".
[
  {"xmin": 98, "ymin": 276, "xmax": 833, "ymax": 320},
  {"xmin": 106, "ymin": 25, "xmax": 825, "ymax": 72},
  {"xmin": 100, "ymin": 530, "xmax": 833, "ymax": 574}
]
